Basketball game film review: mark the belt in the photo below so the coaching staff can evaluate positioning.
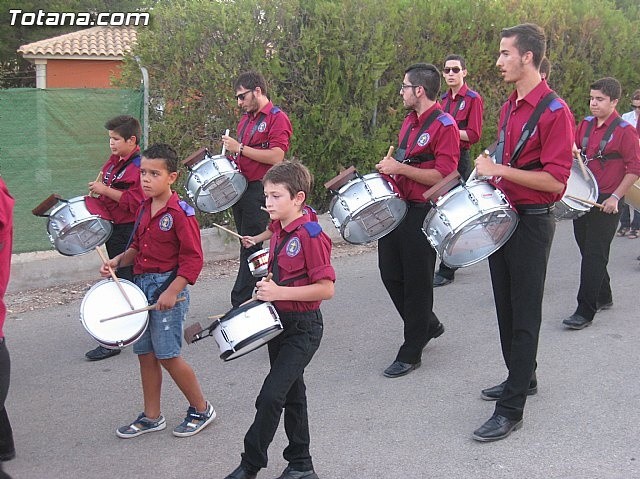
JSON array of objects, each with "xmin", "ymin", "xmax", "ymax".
[
  {"xmin": 516, "ymin": 204, "xmax": 555, "ymax": 215},
  {"xmin": 408, "ymin": 201, "xmax": 430, "ymax": 209}
]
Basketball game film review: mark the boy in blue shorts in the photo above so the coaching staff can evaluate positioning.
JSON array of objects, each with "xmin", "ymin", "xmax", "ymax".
[
  {"xmin": 99, "ymin": 143, "xmax": 215, "ymax": 438},
  {"xmin": 224, "ymin": 160, "xmax": 335, "ymax": 479}
]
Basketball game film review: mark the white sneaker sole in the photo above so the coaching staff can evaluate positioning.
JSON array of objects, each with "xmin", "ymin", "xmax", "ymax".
[{"xmin": 116, "ymin": 419, "xmax": 166, "ymax": 439}]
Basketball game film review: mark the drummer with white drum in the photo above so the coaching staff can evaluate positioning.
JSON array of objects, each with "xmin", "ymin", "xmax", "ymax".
[
  {"xmin": 375, "ymin": 63, "xmax": 459, "ymax": 379},
  {"xmin": 83, "ymin": 115, "xmax": 145, "ymax": 361},
  {"xmin": 472, "ymin": 23, "xmax": 574, "ymax": 443},
  {"xmin": 562, "ymin": 77, "xmax": 640, "ymax": 331},
  {"xmin": 221, "ymin": 71, "xmax": 293, "ymax": 310}
]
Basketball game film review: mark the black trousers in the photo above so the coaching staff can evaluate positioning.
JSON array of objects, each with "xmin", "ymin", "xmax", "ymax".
[
  {"xmin": 572, "ymin": 194, "xmax": 621, "ymax": 321},
  {"xmin": 488, "ymin": 213, "xmax": 555, "ymax": 420},
  {"xmin": 107, "ymin": 222, "xmax": 134, "ymax": 282},
  {"xmin": 435, "ymin": 149, "xmax": 471, "ymax": 279},
  {"xmin": 378, "ymin": 205, "xmax": 440, "ymax": 364},
  {"xmin": 0, "ymin": 339, "xmax": 14, "ymax": 462},
  {"xmin": 231, "ymin": 181, "xmax": 270, "ymax": 307},
  {"xmin": 241, "ymin": 311, "xmax": 323, "ymax": 473}
]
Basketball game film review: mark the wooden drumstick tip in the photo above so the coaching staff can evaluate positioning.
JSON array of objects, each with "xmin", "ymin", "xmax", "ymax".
[
  {"xmin": 483, "ymin": 150, "xmax": 491, "ymax": 157},
  {"xmin": 260, "ymin": 206, "xmax": 269, "ymax": 213},
  {"xmin": 386, "ymin": 146, "xmax": 395, "ymax": 157}
]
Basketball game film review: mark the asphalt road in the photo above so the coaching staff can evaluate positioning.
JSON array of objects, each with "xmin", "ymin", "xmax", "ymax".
[{"xmin": 3, "ymin": 220, "xmax": 639, "ymax": 479}]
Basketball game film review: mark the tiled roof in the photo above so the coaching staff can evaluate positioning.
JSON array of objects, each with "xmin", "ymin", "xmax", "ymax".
[{"xmin": 18, "ymin": 26, "xmax": 136, "ymax": 58}]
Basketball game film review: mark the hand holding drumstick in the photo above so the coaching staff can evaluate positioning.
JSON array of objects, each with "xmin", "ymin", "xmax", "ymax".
[
  {"xmin": 375, "ymin": 146, "xmax": 397, "ymax": 176},
  {"xmin": 474, "ymin": 150, "xmax": 498, "ymax": 178}
]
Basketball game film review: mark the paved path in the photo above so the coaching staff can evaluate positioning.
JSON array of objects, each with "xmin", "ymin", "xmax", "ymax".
[{"xmin": 3, "ymin": 221, "xmax": 639, "ymax": 479}]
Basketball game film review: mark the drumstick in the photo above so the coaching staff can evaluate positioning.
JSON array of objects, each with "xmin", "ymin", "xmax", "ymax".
[
  {"xmin": 221, "ymin": 128, "xmax": 230, "ymax": 155},
  {"xmin": 95, "ymin": 246, "xmax": 135, "ymax": 310},
  {"xmin": 573, "ymin": 151, "xmax": 590, "ymax": 181},
  {"xmin": 260, "ymin": 206, "xmax": 269, "ymax": 213},
  {"xmin": 212, "ymin": 222, "xmax": 256, "ymax": 245},
  {"xmin": 565, "ymin": 194, "xmax": 604, "ymax": 209},
  {"xmin": 99, "ymin": 297, "xmax": 186, "ymax": 323},
  {"xmin": 386, "ymin": 145, "xmax": 395, "ymax": 158}
]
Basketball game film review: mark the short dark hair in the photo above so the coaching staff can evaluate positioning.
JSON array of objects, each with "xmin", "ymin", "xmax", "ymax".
[
  {"xmin": 500, "ymin": 23, "xmax": 546, "ymax": 69},
  {"xmin": 233, "ymin": 71, "xmax": 268, "ymax": 97},
  {"xmin": 405, "ymin": 63, "xmax": 441, "ymax": 101},
  {"xmin": 590, "ymin": 77, "xmax": 621, "ymax": 101},
  {"xmin": 263, "ymin": 160, "xmax": 312, "ymax": 200},
  {"xmin": 104, "ymin": 115, "xmax": 141, "ymax": 144},
  {"xmin": 539, "ymin": 57, "xmax": 551, "ymax": 80},
  {"xmin": 141, "ymin": 143, "xmax": 179, "ymax": 173},
  {"xmin": 444, "ymin": 54, "xmax": 466, "ymax": 70}
]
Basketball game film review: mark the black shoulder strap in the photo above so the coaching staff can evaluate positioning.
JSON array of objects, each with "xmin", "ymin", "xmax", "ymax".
[
  {"xmin": 511, "ymin": 92, "xmax": 558, "ymax": 168},
  {"xmin": 580, "ymin": 116, "xmax": 623, "ymax": 163},
  {"xmin": 396, "ymin": 109, "xmax": 443, "ymax": 163},
  {"xmin": 111, "ymin": 152, "xmax": 141, "ymax": 185}
]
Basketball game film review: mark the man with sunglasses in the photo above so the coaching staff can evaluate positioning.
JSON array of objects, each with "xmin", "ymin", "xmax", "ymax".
[
  {"xmin": 375, "ymin": 63, "xmax": 459, "ymax": 378},
  {"xmin": 617, "ymin": 89, "xmax": 640, "ymax": 238},
  {"xmin": 222, "ymin": 71, "xmax": 293, "ymax": 308},
  {"xmin": 433, "ymin": 54, "xmax": 484, "ymax": 287}
]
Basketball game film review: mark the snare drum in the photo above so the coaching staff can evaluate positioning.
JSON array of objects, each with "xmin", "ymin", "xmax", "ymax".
[
  {"xmin": 80, "ymin": 279, "xmax": 149, "ymax": 349},
  {"xmin": 554, "ymin": 158, "xmax": 599, "ymax": 221},
  {"xmin": 247, "ymin": 248, "xmax": 269, "ymax": 277},
  {"xmin": 184, "ymin": 153, "xmax": 248, "ymax": 213},
  {"xmin": 328, "ymin": 173, "xmax": 407, "ymax": 244},
  {"xmin": 623, "ymin": 179, "xmax": 640, "ymax": 212},
  {"xmin": 422, "ymin": 179, "xmax": 519, "ymax": 268},
  {"xmin": 212, "ymin": 300, "xmax": 282, "ymax": 361},
  {"xmin": 46, "ymin": 196, "xmax": 113, "ymax": 256}
]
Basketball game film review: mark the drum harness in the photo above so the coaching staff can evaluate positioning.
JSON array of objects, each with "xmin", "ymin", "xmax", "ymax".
[
  {"xmin": 493, "ymin": 92, "xmax": 560, "ymax": 215},
  {"xmin": 579, "ymin": 116, "xmax": 623, "ymax": 168},
  {"xmin": 103, "ymin": 152, "xmax": 141, "ymax": 190},
  {"xmin": 235, "ymin": 107, "xmax": 283, "ymax": 162},
  {"xmin": 395, "ymin": 109, "xmax": 443, "ymax": 165}
]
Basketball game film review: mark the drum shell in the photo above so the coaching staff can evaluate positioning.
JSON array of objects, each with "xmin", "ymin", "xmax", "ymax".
[
  {"xmin": 80, "ymin": 279, "xmax": 149, "ymax": 349},
  {"xmin": 328, "ymin": 173, "xmax": 407, "ymax": 245},
  {"xmin": 553, "ymin": 158, "xmax": 599, "ymax": 221},
  {"xmin": 46, "ymin": 196, "xmax": 113, "ymax": 256},
  {"xmin": 247, "ymin": 248, "xmax": 269, "ymax": 277},
  {"xmin": 212, "ymin": 300, "xmax": 282, "ymax": 361},
  {"xmin": 184, "ymin": 154, "xmax": 248, "ymax": 213},
  {"xmin": 623, "ymin": 179, "xmax": 640, "ymax": 212},
  {"xmin": 422, "ymin": 180, "xmax": 518, "ymax": 268}
]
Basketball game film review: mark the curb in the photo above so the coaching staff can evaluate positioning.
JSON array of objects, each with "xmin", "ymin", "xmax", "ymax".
[{"xmin": 7, "ymin": 213, "xmax": 342, "ymax": 293}]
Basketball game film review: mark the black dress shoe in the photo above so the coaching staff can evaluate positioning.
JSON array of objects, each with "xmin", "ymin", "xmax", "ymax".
[
  {"xmin": 383, "ymin": 360, "xmax": 421, "ymax": 378},
  {"xmin": 596, "ymin": 301, "xmax": 613, "ymax": 312},
  {"xmin": 274, "ymin": 466, "xmax": 319, "ymax": 479},
  {"xmin": 433, "ymin": 273, "xmax": 453, "ymax": 287},
  {"xmin": 562, "ymin": 313, "xmax": 592, "ymax": 330},
  {"xmin": 224, "ymin": 465, "xmax": 257, "ymax": 479},
  {"xmin": 472, "ymin": 414, "xmax": 523, "ymax": 442},
  {"xmin": 85, "ymin": 345, "xmax": 121, "ymax": 361},
  {"xmin": 481, "ymin": 379, "xmax": 537, "ymax": 401}
]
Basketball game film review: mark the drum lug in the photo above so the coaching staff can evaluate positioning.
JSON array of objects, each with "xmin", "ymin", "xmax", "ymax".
[
  {"xmin": 338, "ymin": 197, "xmax": 350, "ymax": 212},
  {"xmin": 329, "ymin": 214, "xmax": 341, "ymax": 229},
  {"xmin": 467, "ymin": 191, "xmax": 479, "ymax": 206},
  {"xmin": 438, "ymin": 211, "xmax": 450, "ymax": 227},
  {"xmin": 220, "ymin": 327, "xmax": 232, "ymax": 348}
]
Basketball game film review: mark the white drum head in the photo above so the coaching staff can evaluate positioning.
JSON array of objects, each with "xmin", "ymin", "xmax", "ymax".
[{"xmin": 80, "ymin": 279, "xmax": 149, "ymax": 349}]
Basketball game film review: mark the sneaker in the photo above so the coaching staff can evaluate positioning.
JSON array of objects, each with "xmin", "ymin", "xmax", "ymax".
[
  {"xmin": 116, "ymin": 412, "xmax": 166, "ymax": 438},
  {"xmin": 85, "ymin": 345, "xmax": 121, "ymax": 361},
  {"xmin": 172, "ymin": 401, "xmax": 216, "ymax": 437}
]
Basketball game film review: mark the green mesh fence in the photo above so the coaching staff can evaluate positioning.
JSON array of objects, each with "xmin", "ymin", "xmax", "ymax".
[{"xmin": 0, "ymin": 88, "xmax": 143, "ymax": 253}]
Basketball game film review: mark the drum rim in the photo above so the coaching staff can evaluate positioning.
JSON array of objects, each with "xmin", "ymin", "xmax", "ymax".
[
  {"xmin": 247, "ymin": 248, "xmax": 269, "ymax": 261},
  {"xmin": 219, "ymin": 299, "xmax": 273, "ymax": 321},
  {"xmin": 50, "ymin": 218, "xmax": 113, "ymax": 256},
  {"xmin": 220, "ymin": 326, "xmax": 283, "ymax": 361},
  {"xmin": 337, "ymin": 197, "xmax": 408, "ymax": 245}
]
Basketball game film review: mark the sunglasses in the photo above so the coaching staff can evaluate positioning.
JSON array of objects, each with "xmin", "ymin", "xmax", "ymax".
[
  {"xmin": 235, "ymin": 90, "xmax": 253, "ymax": 101},
  {"xmin": 443, "ymin": 67, "xmax": 462, "ymax": 74}
]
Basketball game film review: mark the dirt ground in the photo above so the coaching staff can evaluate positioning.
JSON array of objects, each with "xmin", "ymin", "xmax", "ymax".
[{"xmin": 5, "ymin": 242, "xmax": 376, "ymax": 315}]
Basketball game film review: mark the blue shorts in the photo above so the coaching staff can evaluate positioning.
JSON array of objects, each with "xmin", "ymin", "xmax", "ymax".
[{"xmin": 133, "ymin": 272, "xmax": 189, "ymax": 359}]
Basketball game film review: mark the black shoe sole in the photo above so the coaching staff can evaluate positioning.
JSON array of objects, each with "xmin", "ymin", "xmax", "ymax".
[
  {"xmin": 481, "ymin": 386, "xmax": 538, "ymax": 401},
  {"xmin": 85, "ymin": 349, "xmax": 121, "ymax": 361},
  {"xmin": 472, "ymin": 419, "xmax": 523, "ymax": 442},
  {"xmin": 383, "ymin": 362, "xmax": 421, "ymax": 378},
  {"xmin": 563, "ymin": 320, "xmax": 592, "ymax": 330}
]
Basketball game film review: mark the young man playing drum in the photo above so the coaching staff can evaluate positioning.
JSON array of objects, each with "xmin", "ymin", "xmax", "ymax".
[
  {"xmin": 84, "ymin": 115, "xmax": 145, "ymax": 361},
  {"xmin": 222, "ymin": 71, "xmax": 293, "ymax": 309},
  {"xmin": 223, "ymin": 160, "xmax": 335, "ymax": 479},
  {"xmin": 562, "ymin": 78, "xmax": 640, "ymax": 330},
  {"xmin": 433, "ymin": 54, "xmax": 484, "ymax": 287},
  {"xmin": 99, "ymin": 143, "xmax": 215, "ymax": 439},
  {"xmin": 473, "ymin": 23, "xmax": 574, "ymax": 442},
  {"xmin": 375, "ymin": 63, "xmax": 459, "ymax": 378}
]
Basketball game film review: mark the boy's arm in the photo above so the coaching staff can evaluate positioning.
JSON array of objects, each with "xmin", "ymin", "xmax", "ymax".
[
  {"xmin": 254, "ymin": 278, "xmax": 334, "ymax": 303},
  {"xmin": 242, "ymin": 229, "xmax": 272, "ymax": 248},
  {"xmin": 155, "ymin": 276, "xmax": 189, "ymax": 310}
]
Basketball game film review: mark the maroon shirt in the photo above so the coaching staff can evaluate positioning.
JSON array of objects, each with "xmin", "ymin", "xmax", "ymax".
[
  {"xmin": 85, "ymin": 147, "xmax": 145, "ymax": 224},
  {"xmin": 576, "ymin": 113, "xmax": 640, "ymax": 194},
  {"xmin": 130, "ymin": 192, "xmax": 203, "ymax": 285},
  {"xmin": 234, "ymin": 101, "xmax": 293, "ymax": 182},
  {"xmin": 395, "ymin": 103, "xmax": 459, "ymax": 202},
  {"xmin": 267, "ymin": 214, "xmax": 335, "ymax": 313},
  {"xmin": 491, "ymin": 81, "xmax": 574, "ymax": 205},
  {"xmin": 0, "ymin": 177, "xmax": 14, "ymax": 338},
  {"xmin": 440, "ymin": 84, "xmax": 484, "ymax": 150}
]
